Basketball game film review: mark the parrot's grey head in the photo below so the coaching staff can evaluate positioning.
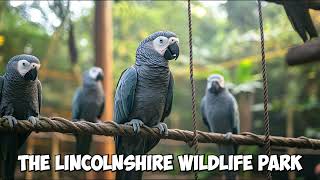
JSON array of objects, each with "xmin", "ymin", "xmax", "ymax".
[
  {"xmin": 207, "ymin": 74, "xmax": 225, "ymax": 94},
  {"xmin": 6, "ymin": 54, "xmax": 40, "ymax": 81},
  {"xmin": 83, "ymin": 66, "xmax": 104, "ymax": 86},
  {"xmin": 136, "ymin": 31, "xmax": 180, "ymax": 67}
]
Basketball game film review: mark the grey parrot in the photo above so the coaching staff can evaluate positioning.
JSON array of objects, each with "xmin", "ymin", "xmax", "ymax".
[
  {"xmin": 0, "ymin": 54, "xmax": 41, "ymax": 179},
  {"xmin": 282, "ymin": 0, "xmax": 318, "ymax": 42},
  {"xmin": 200, "ymin": 74, "xmax": 240, "ymax": 180},
  {"xmin": 265, "ymin": 0, "xmax": 318, "ymax": 42},
  {"xmin": 114, "ymin": 31, "xmax": 179, "ymax": 180},
  {"xmin": 72, "ymin": 67, "xmax": 104, "ymax": 155}
]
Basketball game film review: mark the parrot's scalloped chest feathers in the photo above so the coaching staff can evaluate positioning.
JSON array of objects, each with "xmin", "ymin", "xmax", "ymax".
[
  {"xmin": 129, "ymin": 65, "xmax": 170, "ymax": 126},
  {"xmin": 1, "ymin": 76, "xmax": 39, "ymax": 119},
  {"xmin": 205, "ymin": 89, "xmax": 234, "ymax": 133},
  {"xmin": 78, "ymin": 85, "xmax": 104, "ymax": 122}
]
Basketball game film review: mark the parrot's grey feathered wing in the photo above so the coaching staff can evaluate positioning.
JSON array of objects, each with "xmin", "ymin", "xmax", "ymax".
[
  {"xmin": 72, "ymin": 88, "xmax": 81, "ymax": 121},
  {"xmin": 0, "ymin": 76, "xmax": 5, "ymax": 159},
  {"xmin": 114, "ymin": 66, "xmax": 138, "ymax": 150},
  {"xmin": 98, "ymin": 97, "xmax": 105, "ymax": 119},
  {"xmin": 200, "ymin": 97, "xmax": 210, "ymax": 131},
  {"xmin": 230, "ymin": 96, "xmax": 240, "ymax": 135},
  {"xmin": 229, "ymin": 95, "xmax": 240, "ymax": 154},
  {"xmin": 37, "ymin": 80, "xmax": 42, "ymax": 113},
  {"xmin": 283, "ymin": 1, "xmax": 318, "ymax": 42},
  {"xmin": 161, "ymin": 72, "xmax": 174, "ymax": 122}
]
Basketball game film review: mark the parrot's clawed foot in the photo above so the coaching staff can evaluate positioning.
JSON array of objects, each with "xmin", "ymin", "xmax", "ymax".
[
  {"xmin": 96, "ymin": 119, "xmax": 102, "ymax": 123},
  {"xmin": 125, "ymin": 119, "xmax": 144, "ymax": 134},
  {"xmin": 28, "ymin": 116, "xmax": 39, "ymax": 126},
  {"xmin": 224, "ymin": 132, "xmax": 233, "ymax": 140},
  {"xmin": 153, "ymin": 123, "xmax": 168, "ymax": 136},
  {"xmin": 3, "ymin": 115, "xmax": 17, "ymax": 128}
]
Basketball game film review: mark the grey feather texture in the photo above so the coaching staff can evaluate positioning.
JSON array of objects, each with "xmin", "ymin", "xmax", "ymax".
[
  {"xmin": 283, "ymin": 0, "xmax": 318, "ymax": 42},
  {"xmin": 72, "ymin": 67, "xmax": 105, "ymax": 155},
  {"xmin": 114, "ymin": 31, "xmax": 178, "ymax": 180},
  {"xmin": 0, "ymin": 54, "xmax": 42, "ymax": 179},
  {"xmin": 200, "ymin": 74, "xmax": 239, "ymax": 180}
]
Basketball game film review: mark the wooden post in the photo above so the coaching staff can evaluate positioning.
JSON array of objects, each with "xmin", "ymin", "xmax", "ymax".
[
  {"xmin": 286, "ymin": 69, "xmax": 296, "ymax": 179},
  {"xmin": 286, "ymin": 108, "xmax": 296, "ymax": 179},
  {"xmin": 238, "ymin": 92, "xmax": 254, "ymax": 132},
  {"xmin": 94, "ymin": 1, "xmax": 115, "ymax": 179},
  {"xmin": 51, "ymin": 133, "xmax": 59, "ymax": 179},
  {"xmin": 25, "ymin": 138, "xmax": 34, "ymax": 179}
]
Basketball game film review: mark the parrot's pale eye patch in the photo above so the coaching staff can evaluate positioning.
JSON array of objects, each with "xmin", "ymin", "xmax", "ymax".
[
  {"xmin": 154, "ymin": 36, "xmax": 168, "ymax": 46},
  {"xmin": 17, "ymin": 60, "xmax": 31, "ymax": 77},
  {"xmin": 153, "ymin": 36, "xmax": 169, "ymax": 55},
  {"xmin": 19, "ymin": 60, "xmax": 30, "ymax": 68}
]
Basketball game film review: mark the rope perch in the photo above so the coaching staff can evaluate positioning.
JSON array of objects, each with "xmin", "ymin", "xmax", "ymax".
[{"xmin": 0, "ymin": 116, "xmax": 319, "ymax": 149}]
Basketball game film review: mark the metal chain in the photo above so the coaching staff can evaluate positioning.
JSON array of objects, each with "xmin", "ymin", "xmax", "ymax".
[
  {"xmin": 187, "ymin": 1, "xmax": 199, "ymax": 180},
  {"xmin": 257, "ymin": 1, "xmax": 272, "ymax": 180}
]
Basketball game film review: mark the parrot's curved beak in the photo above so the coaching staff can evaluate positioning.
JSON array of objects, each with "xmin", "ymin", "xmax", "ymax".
[
  {"xmin": 164, "ymin": 42, "xmax": 179, "ymax": 61},
  {"xmin": 96, "ymin": 72, "xmax": 104, "ymax": 81},
  {"xmin": 24, "ymin": 68, "xmax": 38, "ymax": 81},
  {"xmin": 209, "ymin": 81, "xmax": 221, "ymax": 94}
]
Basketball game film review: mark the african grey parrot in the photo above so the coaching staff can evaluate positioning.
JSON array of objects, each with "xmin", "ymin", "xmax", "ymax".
[
  {"xmin": 200, "ymin": 74, "xmax": 239, "ymax": 180},
  {"xmin": 265, "ymin": 0, "xmax": 318, "ymax": 42},
  {"xmin": 0, "ymin": 54, "xmax": 41, "ymax": 179},
  {"xmin": 114, "ymin": 31, "xmax": 179, "ymax": 180},
  {"xmin": 72, "ymin": 67, "xmax": 104, "ymax": 155}
]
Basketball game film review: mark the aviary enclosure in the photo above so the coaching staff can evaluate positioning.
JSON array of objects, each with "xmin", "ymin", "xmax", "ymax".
[{"xmin": 0, "ymin": 1, "xmax": 320, "ymax": 180}]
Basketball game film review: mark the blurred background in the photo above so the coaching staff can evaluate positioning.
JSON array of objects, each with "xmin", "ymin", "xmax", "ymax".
[{"xmin": 0, "ymin": 0, "xmax": 320, "ymax": 179}]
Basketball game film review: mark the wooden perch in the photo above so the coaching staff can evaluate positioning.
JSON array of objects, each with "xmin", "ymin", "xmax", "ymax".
[{"xmin": 286, "ymin": 37, "xmax": 320, "ymax": 66}]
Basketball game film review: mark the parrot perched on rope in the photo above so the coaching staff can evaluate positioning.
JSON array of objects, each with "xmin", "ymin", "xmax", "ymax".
[
  {"xmin": 200, "ymin": 74, "xmax": 240, "ymax": 180},
  {"xmin": 265, "ymin": 0, "xmax": 319, "ymax": 42},
  {"xmin": 0, "ymin": 54, "xmax": 42, "ymax": 179},
  {"xmin": 72, "ymin": 67, "xmax": 104, "ymax": 155},
  {"xmin": 114, "ymin": 31, "xmax": 179, "ymax": 180}
]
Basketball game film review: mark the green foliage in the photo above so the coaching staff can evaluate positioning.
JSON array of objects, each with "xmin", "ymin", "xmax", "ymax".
[
  {"xmin": 230, "ymin": 60, "xmax": 262, "ymax": 94},
  {"xmin": 0, "ymin": 5, "xmax": 50, "ymax": 72}
]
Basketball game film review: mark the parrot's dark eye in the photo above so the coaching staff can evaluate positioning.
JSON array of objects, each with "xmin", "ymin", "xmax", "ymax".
[
  {"xmin": 159, "ymin": 39, "xmax": 163, "ymax": 43},
  {"xmin": 22, "ymin": 62, "xmax": 26, "ymax": 66}
]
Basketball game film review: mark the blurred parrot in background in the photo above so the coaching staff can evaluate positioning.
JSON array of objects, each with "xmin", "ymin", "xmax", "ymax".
[
  {"xmin": 72, "ymin": 67, "xmax": 104, "ymax": 155},
  {"xmin": 201, "ymin": 74, "xmax": 240, "ymax": 180},
  {"xmin": 265, "ymin": 0, "xmax": 319, "ymax": 42},
  {"xmin": 114, "ymin": 31, "xmax": 179, "ymax": 180},
  {"xmin": 0, "ymin": 54, "xmax": 41, "ymax": 179}
]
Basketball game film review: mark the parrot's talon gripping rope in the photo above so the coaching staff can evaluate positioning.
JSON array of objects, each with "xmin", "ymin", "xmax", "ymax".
[
  {"xmin": 125, "ymin": 119, "xmax": 144, "ymax": 134},
  {"xmin": 3, "ymin": 116, "xmax": 17, "ymax": 128},
  {"xmin": 223, "ymin": 132, "xmax": 233, "ymax": 141},
  {"xmin": 28, "ymin": 116, "xmax": 39, "ymax": 127},
  {"xmin": 153, "ymin": 123, "xmax": 169, "ymax": 136}
]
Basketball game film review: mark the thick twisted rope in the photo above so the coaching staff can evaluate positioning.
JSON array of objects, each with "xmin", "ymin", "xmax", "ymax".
[
  {"xmin": 1, "ymin": 117, "xmax": 320, "ymax": 149},
  {"xmin": 257, "ymin": 1, "xmax": 272, "ymax": 179},
  {"xmin": 187, "ymin": 1, "xmax": 199, "ymax": 180}
]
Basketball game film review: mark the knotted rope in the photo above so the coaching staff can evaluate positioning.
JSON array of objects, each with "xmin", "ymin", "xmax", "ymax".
[
  {"xmin": 257, "ymin": 1, "xmax": 272, "ymax": 179},
  {"xmin": 1, "ymin": 116, "xmax": 320, "ymax": 149},
  {"xmin": 187, "ymin": 1, "xmax": 199, "ymax": 179}
]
